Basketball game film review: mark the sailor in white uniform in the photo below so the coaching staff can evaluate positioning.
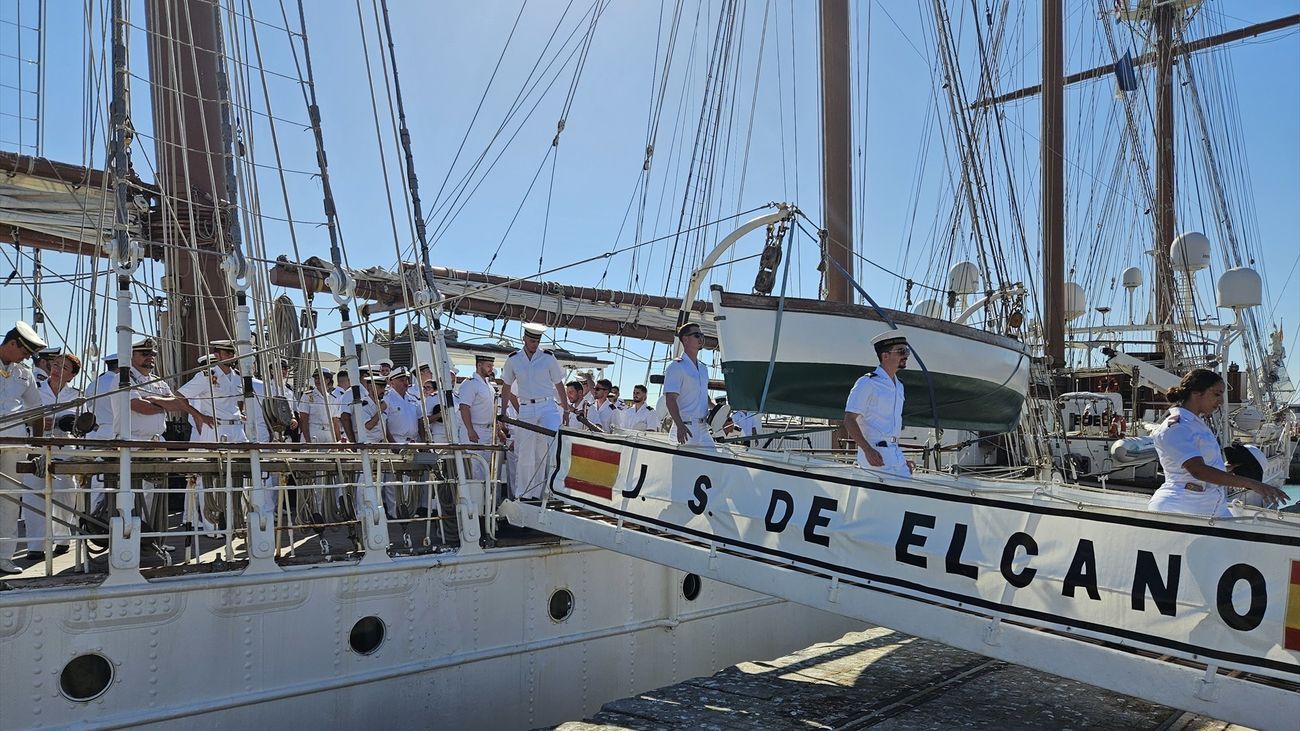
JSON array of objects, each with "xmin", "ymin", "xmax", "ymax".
[
  {"xmin": 664, "ymin": 322, "xmax": 715, "ymax": 448},
  {"xmin": 0, "ymin": 322, "xmax": 47, "ymax": 573},
  {"xmin": 617, "ymin": 384, "xmax": 659, "ymax": 432},
  {"xmin": 501, "ymin": 323, "xmax": 569, "ymax": 499},
  {"xmin": 177, "ymin": 340, "xmax": 248, "ymax": 534},
  {"xmin": 1149, "ymin": 369, "xmax": 1286, "ymax": 516},
  {"xmin": 382, "ymin": 367, "xmax": 428, "ymax": 517},
  {"xmin": 23, "ymin": 353, "xmax": 80, "ymax": 558},
  {"xmin": 583, "ymin": 378, "xmax": 619, "ymax": 432},
  {"xmin": 457, "ymin": 355, "xmax": 498, "ymax": 489},
  {"xmin": 845, "ymin": 332, "xmax": 912, "ymax": 478}
]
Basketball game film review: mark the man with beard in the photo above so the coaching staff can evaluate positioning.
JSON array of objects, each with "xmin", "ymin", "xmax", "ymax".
[
  {"xmin": 844, "ymin": 332, "xmax": 913, "ymax": 477},
  {"xmin": 617, "ymin": 384, "xmax": 659, "ymax": 432}
]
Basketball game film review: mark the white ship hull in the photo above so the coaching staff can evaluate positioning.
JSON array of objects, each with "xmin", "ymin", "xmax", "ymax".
[{"xmin": 0, "ymin": 541, "xmax": 858, "ymax": 730}]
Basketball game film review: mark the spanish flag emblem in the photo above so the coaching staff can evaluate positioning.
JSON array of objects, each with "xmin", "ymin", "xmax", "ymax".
[
  {"xmin": 1287, "ymin": 560, "xmax": 1300, "ymax": 652},
  {"xmin": 564, "ymin": 443, "xmax": 621, "ymax": 500}
]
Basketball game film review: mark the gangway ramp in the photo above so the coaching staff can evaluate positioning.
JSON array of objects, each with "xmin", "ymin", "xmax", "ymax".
[{"xmin": 500, "ymin": 430, "xmax": 1300, "ymax": 731}]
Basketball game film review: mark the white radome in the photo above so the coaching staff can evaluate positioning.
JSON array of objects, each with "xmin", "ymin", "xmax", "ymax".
[
  {"xmin": 912, "ymin": 298, "xmax": 944, "ymax": 319},
  {"xmin": 1216, "ymin": 267, "xmax": 1262, "ymax": 310},
  {"xmin": 1121, "ymin": 266, "xmax": 1143, "ymax": 289},
  {"xmin": 1170, "ymin": 231, "xmax": 1212, "ymax": 273},
  {"xmin": 948, "ymin": 261, "xmax": 981, "ymax": 293},
  {"xmin": 1064, "ymin": 281, "xmax": 1087, "ymax": 321}
]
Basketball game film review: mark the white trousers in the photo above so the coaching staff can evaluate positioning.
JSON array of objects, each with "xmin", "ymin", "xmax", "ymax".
[
  {"xmin": 1147, "ymin": 484, "xmax": 1230, "ymax": 518},
  {"xmin": 856, "ymin": 443, "xmax": 910, "ymax": 478},
  {"xmin": 0, "ymin": 446, "xmax": 21, "ymax": 560},
  {"xmin": 514, "ymin": 403, "xmax": 561, "ymax": 499},
  {"xmin": 21, "ymin": 472, "xmax": 73, "ymax": 552},
  {"xmin": 190, "ymin": 423, "xmax": 248, "ymax": 531},
  {"xmin": 669, "ymin": 420, "xmax": 716, "ymax": 448}
]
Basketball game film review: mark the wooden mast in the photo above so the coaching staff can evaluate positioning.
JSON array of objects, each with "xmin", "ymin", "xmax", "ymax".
[
  {"xmin": 1041, "ymin": 0, "xmax": 1065, "ymax": 367},
  {"xmin": 144, "ymin": 0, "xmax": 234, "ymax": 371},
  {"xmin": 819, "ymin": 0, "xmax": 853, "ymax": 305},
  {"xmin": 1152, "ymin": 2, "xmax": 1178, "ymax": 363}
]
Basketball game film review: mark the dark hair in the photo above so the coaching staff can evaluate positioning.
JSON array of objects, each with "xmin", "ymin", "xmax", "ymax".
[
  {"xmin": 596, "ymin": 378, "xmax": 613, "ymax": 390},
  {"xmin": 1166, "ymin": 368, "xmax": 1223, "ymax": 404},
  {"xmin": 634, "ymin": 384, "xmax": 647, "ymax": 392},
  {"xmin": 1, "ymin": 328, "xmax": 18, "ymax": 346},
  {"xmin": 566, "ymin": 380, "xmax": 582, "ymax": 392}
]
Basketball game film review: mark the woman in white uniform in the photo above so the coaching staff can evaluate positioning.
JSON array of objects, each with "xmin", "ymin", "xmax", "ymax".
[{"xmin": 1149, "ymin": 369, "xmax": 1286, "ymax": 516}]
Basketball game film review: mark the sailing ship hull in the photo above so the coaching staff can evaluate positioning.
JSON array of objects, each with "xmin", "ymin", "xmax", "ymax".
[
  {"xmin": 711, "ymin": 290, "xmax": 1030, "ymax": 432},
  {"xmin": 0, "ymin": 545, "xmax": 857, "ymax": 730}
]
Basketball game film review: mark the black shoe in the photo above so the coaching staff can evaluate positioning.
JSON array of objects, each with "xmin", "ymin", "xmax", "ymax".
[
  {"xmin": 52, "ymin": 544, "xmax": 70, "ymax": 557},
  {"xmin": 414, "ymin": 508, "xmax": 429, "ymax": 519},
  {"xmin": 25, "ymin": 551, "xmax": 46, "ymax": 562}
]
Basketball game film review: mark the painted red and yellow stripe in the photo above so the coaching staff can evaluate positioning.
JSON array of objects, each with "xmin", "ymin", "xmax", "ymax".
[
  {"xmin": 564, "ymin": 443, "xmax": 621, "ymax": 499},
  {"xmin": 1287, "ymin": 560, "xmax": 1300, "ymax": 652}
]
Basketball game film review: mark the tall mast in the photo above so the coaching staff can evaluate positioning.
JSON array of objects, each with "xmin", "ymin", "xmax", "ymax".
[
  {"xmin": 819, "ymin": 0, "xmax": 852, "ymax": 305},
  {"xmin": 1153, "ymin": 2, "xmax": 1177, "ymax": 363},
  {"xmin": 1041, "ymin": 0, "xmax": 1065, "ymax": 366},
  {"xmin": 145, "ymin": 0, "xmax": 234, "ymax": 371}
]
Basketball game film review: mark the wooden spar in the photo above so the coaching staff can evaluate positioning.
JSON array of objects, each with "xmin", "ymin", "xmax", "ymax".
[
  {"xmin": 971, "ymin": 14, "xmax": 1300, "ymax": 109},
  {"xmin": 819, "ymin": 0, "xmax": 853, "ymax": 305},
  {"xmin": 1153, "ymin": 3, "xmax": 1177, "ymax": 363},
  {"xmin": 267, "ymin": 257, "xmax": 715, "ymax": 347},
  {"xmin": 1041, "ymin": 0, "xmax": 1065, "ymax": 367},
  {"xmin": 144, "ymin": 0, "xmax": 235, "ymax": 368}
]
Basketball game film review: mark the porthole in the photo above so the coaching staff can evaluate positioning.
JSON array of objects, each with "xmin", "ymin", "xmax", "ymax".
[
  {"xmin": 682, "ymin": 573, "xmax": 702, "ymax": 601},
  {"xmin": 349, "ymin": 616, "xmax": 386, "ymax": 655},
  {"xmin": 60, "ymin": 653, "xmax": 113, "ymax": 702},
  {"xmin": 548, "ymin": 588, "xmax": 575, "ymax": 622}
]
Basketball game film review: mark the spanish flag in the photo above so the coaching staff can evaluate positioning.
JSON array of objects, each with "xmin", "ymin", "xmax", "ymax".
[
  {"xmin": 1287, "ymin": 560, "xmax": 1300, "ymax": 652},
  {"xmin": 564, "ymin": 443, "xmax": 621, "ymax": 500}
]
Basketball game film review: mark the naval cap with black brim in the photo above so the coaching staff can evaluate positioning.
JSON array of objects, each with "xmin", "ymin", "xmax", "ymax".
[
  {"xmin": 522, "ymin": 322, "xmax": 547, "ymax": 338},
  {"xmin": 871, "ymin": 331, "xmax": 909, "ymax": 350},
  {"xmin": 475, "ymin": 354, "xmax": 495, "ymax": 363},
  {"xmin": 131, "ymin": 337, "xmax": 157, "ymax": 353},
  {"xmin": 378, "ymin": 358, "xmax": 394, "ymax": 368},
  {"xmin": 12, "ymin": 321, "xmax": 48, "ymax": 354},
  {"xmin": 210, "ymin": 339, "xmax": 236, "ymax": 352}
]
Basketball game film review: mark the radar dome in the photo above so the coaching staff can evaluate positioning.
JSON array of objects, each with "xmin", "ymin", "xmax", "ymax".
[
  {"xmin": 912, "ymin": 298, "xmax": 944, "ymax": 319},
  {"xmin": 1121, "ymin": 267, "xmax": 1143, "ymax": 289},
  {"xmin": 948, "ymin": 261, "xmax": 980, "ymax": 293},
  {"xmin": 1064, "ymin": 282, "xmax": 1086, "ymax": 321},
  {"xmin": 1230, "ymin": 405, "xmax": 1265, "ymax": 432},
  {"xmin": 1170, "ymin": 231, "xmax": 1212, "ymax": 273},
  {"xmin": 1216, "ymin": 267, "xmax": 1262, "ymax": 310}
]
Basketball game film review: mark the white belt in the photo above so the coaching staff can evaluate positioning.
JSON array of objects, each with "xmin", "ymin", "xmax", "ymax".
[
  {"xmin": 868, "ymin": 436, "xmax": 898, "ymax": 446},
  {"xmin": 519, "ymin": 397, "xmax": 553, "ymax": 405},
  {"xmin": 215, "ymin": 417, "xmax": 244, "ymax": 426},
  {"xmin": 471, "ymin": 422, "xmax": 493, "ymax": 428}
]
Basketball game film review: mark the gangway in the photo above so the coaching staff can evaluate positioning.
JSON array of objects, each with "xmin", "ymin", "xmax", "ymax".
[{"xmin": 501, "ymin": 429, "xmax": 1300, "ymax": 731}]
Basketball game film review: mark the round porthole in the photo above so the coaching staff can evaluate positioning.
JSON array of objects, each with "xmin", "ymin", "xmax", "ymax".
[
  {"xmin": 60, "ymin": 653, "xmax": 113, "ymax": 702},
  {"xmin": 548, "ymin": 588, "xmax": 575, "ymax": 622},
  {"xmin": 349, "ymin": 616, "xmax": 386, "ymax": 655},
  {"xmin": 682, "ymin": 573, "xmax": 702, "ymax": 601}
]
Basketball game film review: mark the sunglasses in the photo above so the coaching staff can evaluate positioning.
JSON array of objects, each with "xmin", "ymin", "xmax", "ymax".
[
  {"xmin": 681, "ymin": 331, "xmax": 704, "ymax": 339},
  {"xmin": 888, "ymin": 347, "xmax": 911, "ymax": 356}
]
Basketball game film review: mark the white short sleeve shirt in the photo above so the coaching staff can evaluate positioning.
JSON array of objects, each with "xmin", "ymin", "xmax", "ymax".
[
  {"xmin": 663, "ymin": 355, "xmax": 710, "ymax": 422},
  {"xmin": 502, "ymin": 349, "xmax": 565, "ymax": 402},
  {"xmin": 845, "ymin": 369, "xmax": 905, "ymax": 443}
]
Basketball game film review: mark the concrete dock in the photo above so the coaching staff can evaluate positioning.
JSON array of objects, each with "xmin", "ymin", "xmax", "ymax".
[{"xmin": 550, "ymin": 627, "xmax": 1250, "ymax": 730}]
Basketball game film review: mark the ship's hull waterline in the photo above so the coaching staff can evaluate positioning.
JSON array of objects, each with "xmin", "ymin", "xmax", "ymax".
[{"xmin": 0, "ymin": 542, "xmax": 858, "ymax": 730}]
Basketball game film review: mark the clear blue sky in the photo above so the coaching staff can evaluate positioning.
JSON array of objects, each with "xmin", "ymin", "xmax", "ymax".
[{"xmin": 3, "ymin": 0, "xmax": 1298, "ymax": 397}]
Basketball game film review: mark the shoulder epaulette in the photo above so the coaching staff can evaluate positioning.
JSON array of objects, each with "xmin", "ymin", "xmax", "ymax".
[
  {"xmin": 508, "ymin": 350, "xmax": 521, "ymax": 357},
  {"xmin": 543, "ymin": 349, "xmax": 554, "ymax": 355},
  {"xmin": 646, "ymin": 405, "xmax": 654, "ymax": 411},
  {"xmin": 1165, "ymin": 414, "xmax": 1181, "ymax": 425}
]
